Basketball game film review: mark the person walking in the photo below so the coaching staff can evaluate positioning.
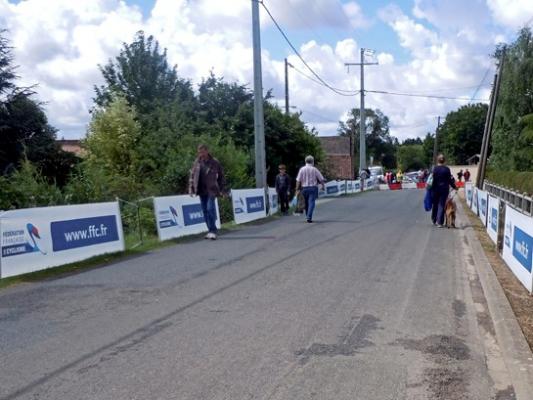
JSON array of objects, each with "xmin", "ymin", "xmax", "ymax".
[
  {"xmin": 464, "ymin": 169, "xmax": 471, "ymax": 182},
  {"xmin": 295, "ymin": 155, "xmax": 325, "ymax": 223},
  {"xmin": 275, "ymin": 164, "xmax": 291, "ymax": 215},
  {"xmin": 457, "ymin": 169, "xmax": 463, "ymax": 182},
  {"xmin": 189, "ymin": 144, "xmax": 226, "ymax": 240},
  {"xmin": 431, "ymin": 154, "xmax": 457, "ymax": 227}
]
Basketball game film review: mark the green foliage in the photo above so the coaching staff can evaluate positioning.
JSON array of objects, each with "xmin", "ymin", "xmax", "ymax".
[
  {"xmin": 0, "ymin": 160, "xmax": 63, "ymax": 210},
  {"xmin": 86, "ymin": 95, "xmax": 142, "ymax": 179},
  {"xmin": 422, "ymin": 133, "xmax": 435, "ymax": 166},
  {"xmin": 338, "ymin": 108, "xmax": 397, "ymax": 169},
  {"xmin": 94, "ymin": 31, "xmax": 193, "ymax": 118},
  {"xmin": 397, "ymin": 144, "xmax": 426, "ymax": 171},
  {"xmin": 487, "ymin": 170, "xmax": 533, "ymax": 195},
  {"xmin": 438, "ymin": 103, "xmax": 488, "ymax": 164},
  {"xmin": 491, "ymin": 27, "xmax": 533, "ymax": 172}
]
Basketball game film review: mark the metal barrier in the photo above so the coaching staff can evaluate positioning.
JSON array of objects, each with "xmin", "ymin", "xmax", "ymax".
[{"xmin": 483, "ymin": 180, "xmax": 533, "ymax": 217}]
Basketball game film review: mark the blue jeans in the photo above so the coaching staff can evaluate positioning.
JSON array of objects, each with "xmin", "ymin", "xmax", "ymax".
[
  {"xmin": 302, "ymin": 186, "xmax": 318, "ymax": 221},
  {"xmin": 200, "ymin": 195, "xmax": 218, "ymax": 233}
]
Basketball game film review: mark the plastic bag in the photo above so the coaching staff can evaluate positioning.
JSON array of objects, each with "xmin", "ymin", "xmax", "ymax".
[
  {"xmin": 426, "ymin": 173, "xmax": 433, "ymax": 189},
  {"xmin": 424, "ymin": 188, "xmax": 433, "ymax": 212}
]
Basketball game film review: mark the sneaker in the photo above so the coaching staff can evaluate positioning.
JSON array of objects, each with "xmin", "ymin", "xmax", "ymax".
[
  {"xmin": 208, "ymin": 232, "xmax": 217, "ymax": 240},
  {"xmin": 204, "ymin": 233, "xmax": 211, "ymax": 239},
  {"xmin": 437, "ymin": 224, "xmax": 445, "ymax": 228},
  {"xmin": 306, "ymin": 219, "xmax": 313, "ymax": 223}
]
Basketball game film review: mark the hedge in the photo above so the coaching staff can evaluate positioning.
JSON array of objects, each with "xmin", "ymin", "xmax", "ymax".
[{"xmin": 486, "ymin": 170, "xmax": 533, "ymax": 196}]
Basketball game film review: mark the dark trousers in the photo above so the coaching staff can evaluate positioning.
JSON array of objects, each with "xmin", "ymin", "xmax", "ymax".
[
  {"xmin": 278, "ymin": 191, "xmax": 289, "ymax": 213},
  {"xmin": 200, "ymin": 195, "xmax": 218, "ymax": 233},
  {"xmin": 431, "ymin": 188, "xmax": 449, "ymax": 225}
]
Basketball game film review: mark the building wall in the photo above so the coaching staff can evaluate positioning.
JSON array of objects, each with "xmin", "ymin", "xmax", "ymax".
[{"xmin": 325, "ymin": 155, "xmax": 352, "ymax": 179}]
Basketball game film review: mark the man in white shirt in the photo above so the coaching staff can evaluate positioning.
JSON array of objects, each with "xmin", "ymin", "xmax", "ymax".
[{"xmin": 295, "ymin": 155, "xmax": 325, "ymax": 223}]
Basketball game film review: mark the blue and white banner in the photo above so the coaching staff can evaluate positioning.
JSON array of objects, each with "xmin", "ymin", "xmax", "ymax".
[
  {"xmin": 231, "ymin": 188, "xmax": 267, "ymax": 224},
  {"xmin": 471, "ymin": 187, "xmax": 479, "ymax": 215},
  {"xmin": 153, "ymin": 195, "xmax": 221, "ymax": 241},
  {"xmin": 0, "ymin": 202, "xmax": 124, "ymax": 279},
  {"xmin": 324, "ymin": 181, "xmax": 342, "ymax": 197},
  {"xmin": 363, "ymin": 178, "xmax": 375, "ymax": 191},
  {"xmin": 486, "ymin": 195, "xmax": 499, "ymax": 244},
  {"xmin": 502, "ymin": 204, "xmax": 533, "ymax": 292},
  {"xmin": 353, "ymin": 179, "xmax": 362, "ymax": 193},
  {"xmin": 477, "ymin": 189, "xmax": 489, "ymax": 227},
  {"xmin": 268, "ymin": 188, "xmax": 279, "ymax": 216},
  {"xmin": 465, "ymin": 182, "xmax": 473, "ymax": 208}
]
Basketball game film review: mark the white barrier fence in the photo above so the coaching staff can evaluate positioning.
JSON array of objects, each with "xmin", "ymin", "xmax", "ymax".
[
  {"xmin": 231, "ymin": 188, "xmax": 267, "ymax": 224},
  {"xmin": 268, "ymin": 188, "xmax": 278, "ymax": 216},
  {"xmin": 153, "ymin": 195, "xmax": 221, "ymax": 241},
  {"xmin": 468, "ymin": 182, "xmax": 533, "ymax": 294},
  {"xmin": 486, "ymin": 194, "xmax": 499, "ymax": 244},
  {"xmin": 502, "ymin": 204, "xmax": 533, "ymax": 292},
  {"xmin": 0, "ymin": 202, "xmax": 124, "ymax": 278}
]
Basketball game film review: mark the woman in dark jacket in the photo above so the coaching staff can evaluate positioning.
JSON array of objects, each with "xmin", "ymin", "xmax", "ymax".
[{"xmin": 431, "ymin": 154, "xmax": 457, "ymax": 227}]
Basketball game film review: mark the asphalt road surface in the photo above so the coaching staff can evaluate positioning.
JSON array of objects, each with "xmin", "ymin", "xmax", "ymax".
[{"xmin": 0, "ymin": 190, "xmax": 515, "ymax": 399}]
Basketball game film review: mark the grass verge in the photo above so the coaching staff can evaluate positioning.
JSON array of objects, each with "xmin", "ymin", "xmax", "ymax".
[{"xmin": 461, "ymin": 198, "xmax": 533, "ymax": 351}]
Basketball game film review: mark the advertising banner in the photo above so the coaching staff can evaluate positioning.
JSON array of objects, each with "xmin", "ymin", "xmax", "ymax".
[
  {"xmin": 353, "ymin": 180, "xmax": 361, "ymax": 193},
  {"xmin": 324, "ymin": 181, "xmax": 342, "ymax": 197},
  {"xmin": 231, "ymin": 188, "xmax": 267, "ymax": 224},
  {"xmin": 477, "ymin": 189, "xmax": 489, "ymax": 226},
  {"xmin": 486, "ymin": 195, "xmax": 499, "ymax": 244},
  {"xmin": 363, "ymin": 178, "xmax": 375, "ymax": 191},
  {"xmin": 268, "ymin": 188, "xmax": 279, "ymax": 215},
  {"xmin": 338, "ymin": 181, "xmax": 347, "ymax": 195},
  {"xmin": 502, "ymin": 204, "xmax": 533, "ymax": 292},
  {"xmin": 347, "ymin": 181, "xmax": 354, "ymax": 194},
  {"xmin": 471, "ymin": 187, "xmax": 479, "ymax": 215},
  {"xmin": 0, "ymin": 202, "xmax": 124, "ymax": 279},
  {"xmin": 153, "ymin": 195, "xmax": 220, "ymax": 241},
  {"xmin": 465, "ymin": 182, "xmax": 473, "ymax": 208}
]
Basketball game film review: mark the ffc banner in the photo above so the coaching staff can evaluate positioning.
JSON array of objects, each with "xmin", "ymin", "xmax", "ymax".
[
  {"xmin": 324, "ymin": 181, "xmax": 342, "ymax": 197},
  {"xmin": 153, "ymin": 195, "xmax": 221, "ymax": 241},
  {"xmin": 471, "ymin": 187, "xmax": 479, "ymax": 215},
  {"xmin": 465, "ymin": 182, "xmax": 473, "ymax": 208},
  {"xmin": 502, "ymin": 204, "xmax": 533, "ymax": 293},
  {"xmin": 486, "ymin": 195, "xmax": 499, "ymax": 244},
  {"xmin": 231, "ymin": 188, "xmax": 267, "ymax": 224},
  {"xmin": 477, "ymin": 189, "xmax": 489, "ymax": 227},
  {"xmin": 0, "ymin": 202, "xmax": 124, "ymax": 279},
  {"xmin": 268, "ymin": 188, "xmax": 279, "ymax": 216}
]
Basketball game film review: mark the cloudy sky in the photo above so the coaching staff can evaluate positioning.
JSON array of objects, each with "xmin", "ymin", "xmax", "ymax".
[{"xmin": 1, "ymin": 0, "xmax": 532, "ymax": 141}]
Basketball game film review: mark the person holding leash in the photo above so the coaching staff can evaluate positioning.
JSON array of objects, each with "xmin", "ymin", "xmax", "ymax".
[
  {"xmin": 431, "ymin": 154, "xmax": 457, "ymax": 228},
  {"xmin": 189, "ymin": 144, "xmax": 226, "ymax": 240},
  {"xmin": 295, "ymin": 155, "xmax": 325, "ymax": 223}
]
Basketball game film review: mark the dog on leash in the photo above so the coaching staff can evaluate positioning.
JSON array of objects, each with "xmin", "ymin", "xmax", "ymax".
[{"xmin": 444, "ymin": 192, "xmax": 457, "ymax": 228}]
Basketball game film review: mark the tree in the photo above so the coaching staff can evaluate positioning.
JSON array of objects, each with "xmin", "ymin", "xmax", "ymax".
[
  {"xmin": 422, "ymin": 133, "xmax": 435, "ymax": 167},
  {"xmin": 0, "ymin": 31, "xmax": 75, "ymax": 184},
  {"xmin": 397, "ymin": 144, "xmax": 426, "ymax": 171},
  {"xmin": 94, "ymin": 31, "xmax": 194, "ymax": 121},
  {"xmin": 438, "ymin": 103, "xmax": 488, "ymax": 164},
  {"xmin": 86, "ymin": 96, "xmax": 142, "ymax": 179},
  {"xmin": 490, "ymin": 27, "xmax": 533, "ymax": 171},
  {"xmin": 338, "ymin": 108, "xmax": 397, "ymax": 169}
]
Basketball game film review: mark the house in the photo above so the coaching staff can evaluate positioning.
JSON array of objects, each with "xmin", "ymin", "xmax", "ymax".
[
  {"xmin": 318, "ymin": 136, "xmax": 352, "ymax": 179},
  {"xmin": 56, "ymin": 139, "xmax": 85, "ymax": 156}
]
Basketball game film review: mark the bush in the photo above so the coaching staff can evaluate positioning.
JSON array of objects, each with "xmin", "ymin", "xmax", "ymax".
[
  {"xmin": 0, "ymin": 160, "xmax": 63, "ymax": 210},
  {"xmin": 486, "ymin": 170, "xmax": 533, "ymax": 195}
]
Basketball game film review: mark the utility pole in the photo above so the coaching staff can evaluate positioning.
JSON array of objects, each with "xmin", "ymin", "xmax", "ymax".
[
  {"xmin": 284, "ymin": 58, "xmax": 290, "ymax": 114},
  {"xmin": 433, "ymin": 116, "xmax": 441, "ymax": 167},
  {"xmin": 251, "ymin": 0, "xmax": 267, "ymax": 189},
  {"xmin": 477, "ymin": 50, "xmax": 505, "ymax": 188},
  {"xmin": 345, "ymin": 48, "xmax": 378, "ymax": 178}
]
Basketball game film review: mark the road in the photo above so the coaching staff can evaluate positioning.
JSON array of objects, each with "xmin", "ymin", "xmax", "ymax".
[{"xmin": 0, "ymin": 190, "xmax": 516, "ymax": 399}]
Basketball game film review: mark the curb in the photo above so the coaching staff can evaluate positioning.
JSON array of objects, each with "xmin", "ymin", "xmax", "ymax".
[{"xmin": 458, "ymin": 200, "xmax": 533, "ymax": 399}]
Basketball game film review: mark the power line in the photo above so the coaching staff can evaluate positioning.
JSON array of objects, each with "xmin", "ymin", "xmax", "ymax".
[
  {"xmin": 470, "ymin": 66, "xmax": 492, "ymax": 101},
  {"xmin": 260, "ymin": 0, "xmax": 358, "ymax": 97},
  {"xmin": 366, "ymin": 89, "xmax": 489, "ymax": 102},
  {"xmin": 289, "ymin": 63, "xmax": 359, "ymax": 95}
]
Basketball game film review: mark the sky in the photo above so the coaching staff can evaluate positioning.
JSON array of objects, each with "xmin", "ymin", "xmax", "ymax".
[{"xmin": 1, "ymin": 0, "xmax": 532, "ymax": 141}]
